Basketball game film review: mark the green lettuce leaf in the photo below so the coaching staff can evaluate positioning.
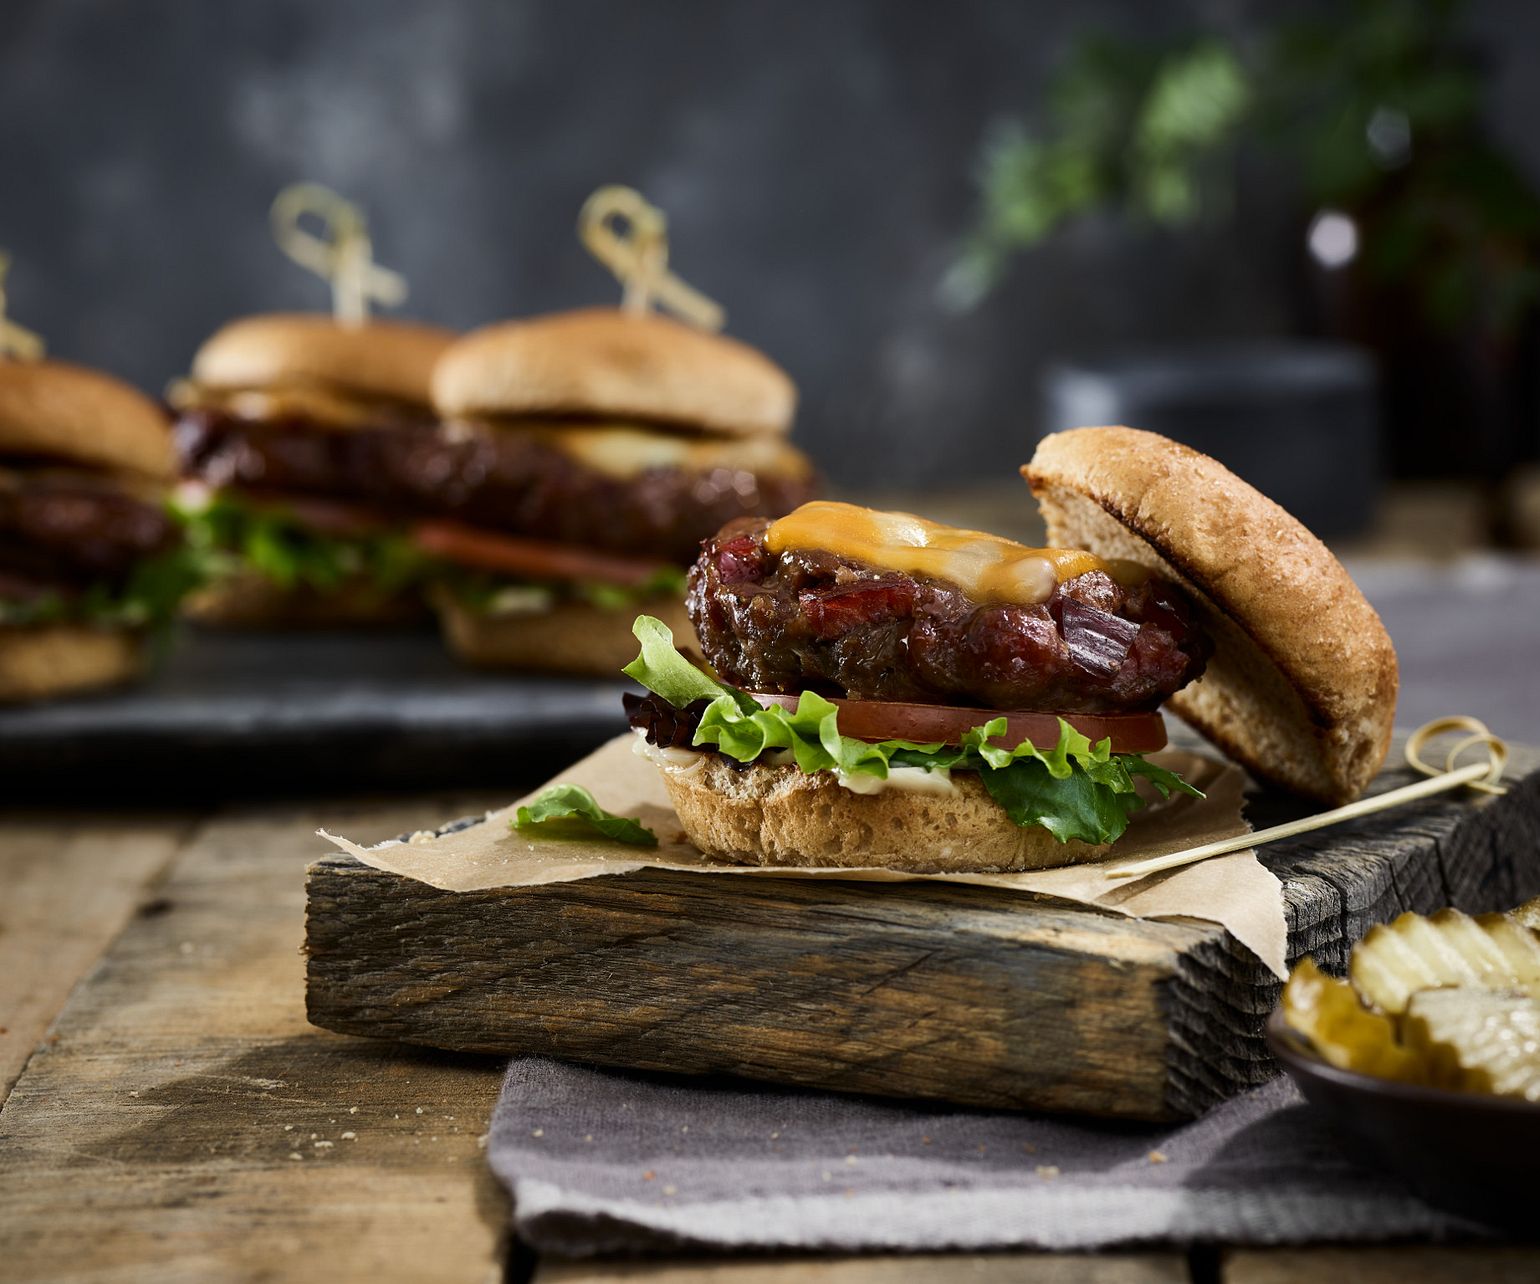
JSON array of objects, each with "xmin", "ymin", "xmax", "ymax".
[
  {"xmin": 176, "ymin": 492, "xmax": 429, "ymax": 595},
  {"xmin": 512, "ymin": 783, "xmax": 658, "ymax": 847},
  {"xmin": 623, "ymin": 614, "xmax": 1202, "ymax": 846},
  {"xmin": 0, "ymin": 542, "xmax": 206, "ymax": 633}
]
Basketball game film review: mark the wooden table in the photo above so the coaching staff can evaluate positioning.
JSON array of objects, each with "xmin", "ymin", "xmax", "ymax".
[{"xmin": 1, "ymin": 795, "xmax": 1535, "ymax": 1283}]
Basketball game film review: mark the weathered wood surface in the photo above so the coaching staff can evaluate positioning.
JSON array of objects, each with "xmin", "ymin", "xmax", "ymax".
[
  {"xmin": 1223, "ymin": 1246, "xmax": 1540, "ymax": 1283},
  {"xmin": 0, "ymin": 812, "xmax": 190, "ymax": 1099},
  {"xmin": 1, "ymin": 794, "xmax": 1536, "ymax": 1281},
  {"xmin": 0, "ymin": 794, "xmax": 514, "ymax": 1284},
  {"xmin": 305, "ymin": 736, "xmax": 1540, "ymax": 1121}
]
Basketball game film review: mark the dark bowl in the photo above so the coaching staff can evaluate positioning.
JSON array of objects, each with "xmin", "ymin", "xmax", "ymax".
[{"xmin": 1266, "ymin": 1010, "xmax": 1540, "ymax": 1232}]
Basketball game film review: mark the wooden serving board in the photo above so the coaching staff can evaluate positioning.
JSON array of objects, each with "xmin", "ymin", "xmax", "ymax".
[{"xmin": 304, "ymin": 733, "xmax": 1540, "ymax": 1121}]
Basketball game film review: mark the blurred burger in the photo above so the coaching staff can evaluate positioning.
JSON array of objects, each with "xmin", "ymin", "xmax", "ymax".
[
  {"xmin": 170, "ymin": 314, "xmax": 455, "ymax": 626},
  {"xmin": 416, "ymin": 307, "xmax": 816, "ymax": 673},
  {"xmin": 0, "ymin": 359, "xmax": 196, "ymax": 701}
]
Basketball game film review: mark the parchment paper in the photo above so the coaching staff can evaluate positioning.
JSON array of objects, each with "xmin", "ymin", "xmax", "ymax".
[{"xmin": 321, "ymin": 734, "xmax": 1285, "ymax": 976}]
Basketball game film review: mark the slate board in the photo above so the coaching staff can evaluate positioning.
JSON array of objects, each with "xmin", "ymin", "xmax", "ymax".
[
  {"xmin": 0, "ymin": 630, "xmax": 629, "ymax": 800},
  {"xmin": 304, "ymin": 732, "xmax": 1540, "ymax": 1122}
]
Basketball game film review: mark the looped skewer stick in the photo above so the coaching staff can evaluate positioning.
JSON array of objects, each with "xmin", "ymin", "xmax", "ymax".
[
  {"xmin": 578, "ymin": 185, "xmax": 725, "ymax": 331},
  {"xmin": 1102, "ymin": 716, "xmax": 1510, "ymax": 883},
  {"xmin": 0, "ymin": 253, "xmax": 45, "ymax": 361},
  {"xmin": 270, "ymin": 183, "xmax": 407, "ymax": 327}
]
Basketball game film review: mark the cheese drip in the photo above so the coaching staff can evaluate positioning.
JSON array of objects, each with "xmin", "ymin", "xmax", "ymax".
[{"xmin": 765, "ymin": 500, "xmax": 1109, "ymax": 605}]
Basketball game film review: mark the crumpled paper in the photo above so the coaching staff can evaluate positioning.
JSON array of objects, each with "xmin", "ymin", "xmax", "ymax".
[{"xmin": 321, "ymin": 733, "xmax": 1285, "ymax": 975}]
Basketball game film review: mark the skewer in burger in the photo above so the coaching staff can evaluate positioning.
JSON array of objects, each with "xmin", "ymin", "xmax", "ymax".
[
  {"xmin": 622, "ymin": 428, "xmax": 1397, "ymax": 872},
  {"xmin": 169, "ymin": 183, "xmax": 457, "ymax": 628},
  {"xmin": 0, "ymin": 359, "xmax": 197, "ymax": 701},
  {"xmin": 418, "ymin": 189, "xmax": 815, "ymax": 675}
]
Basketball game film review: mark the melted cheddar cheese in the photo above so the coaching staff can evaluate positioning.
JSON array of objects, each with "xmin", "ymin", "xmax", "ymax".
[
  {"xmin": 488, "ymin": 421, "xmax": 814, "ymax": 481},
  {"xmin": 765, "ymin": 501, "xmax": 1110, "ymax": 604}
]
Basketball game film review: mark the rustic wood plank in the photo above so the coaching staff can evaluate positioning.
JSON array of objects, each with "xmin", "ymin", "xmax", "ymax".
[
  {"xmin": 1224, "ymin": 1246, "xmax": 1540, "ymax": 1283},
  {"xmin": 0, "ymin": 812, "xmax": 192, "ymax": 1103},
  {"xmin": 537, "ymin": 1252, "xmax": 1189, "ymax": 1282},
  {"xmin": 0, "ymin": 793, "xmax": 513, "ymax": 1284},
  {"xmin": 305, "ymin": 738, "xmax": 1540, "ymax": 1121}
]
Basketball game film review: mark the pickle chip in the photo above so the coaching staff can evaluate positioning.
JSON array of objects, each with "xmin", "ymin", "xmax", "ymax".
[
  {"xmin": 1509, "ymin": 895, "xmax": 1540, "ymax": 934},
  {"xmin": 1281, "ymin": 958, "xmax": 1425, "ymax": 1082},
  {"xmin": 1403, "ymin": 987, "xmax": 1540, "ymax": 1104},
  {"xmin": 1349, "ymin": 908, "xmax": 1540, "ymax": 1016}
]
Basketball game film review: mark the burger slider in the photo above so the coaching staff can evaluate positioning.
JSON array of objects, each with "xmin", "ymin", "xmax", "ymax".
[
  {"xmin": 417, "ymin": 308, "xmax": 817, "ymax": 673},
  {"xmin": 170, "ymin": 314, "xmax": 454, "ymax": 626},
  {"xmin": 0, "ymin": 359, "xmax": 196, "ymax": 701},
  {"xmin": 623, "ymin": 429, "xmax": 1397, "ymax": 872}
]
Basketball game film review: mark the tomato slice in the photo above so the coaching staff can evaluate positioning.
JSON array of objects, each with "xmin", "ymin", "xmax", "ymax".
[
  {"xmin": 748, "ymin": 692, "xmax": 1168, "ymax": 754},
  {"xmin": 412, "ymin": 520, "xmax": 674, "ymax": 588}
]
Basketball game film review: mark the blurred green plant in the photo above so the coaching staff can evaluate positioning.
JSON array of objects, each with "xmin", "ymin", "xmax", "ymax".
[{"xmin": 947, "ymin": 0, "xmax": 1540, "ymax": 341}]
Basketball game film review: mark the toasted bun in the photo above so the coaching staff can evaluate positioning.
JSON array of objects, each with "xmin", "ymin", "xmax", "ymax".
[
  {"xmin": 0, "ymin": 360, "xmax": 174, "ymax": 480},
  {"xmin": 191, "ymin": 314, "xmax": 455, "ymax": 407},
  {"xmin": 0, "ymin": 625, "xmax": 147, "ymax": 703},
  {"xmin": 184, "ymin": 571, "xmax": 428, "ymax": 629},
  {"xmin": 660, "ymin": 755, "xmax": 1107, "ymax": 873},
  {"xmin": 1024, "ymin": 426, "xmax": 1398, "ymax": 804},
  {"xmin": 433, "ymin": 591, "xmax": 695, "ymax": 677},
  {"xmin": 432, "ymin": 308, "xmax": 796, "ymax": 437}
]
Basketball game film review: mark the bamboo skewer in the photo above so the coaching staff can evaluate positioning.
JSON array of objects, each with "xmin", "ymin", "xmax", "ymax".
[{"xmin": 1103, "ymin": 716, "xmax": 1509, "ymax": 883}]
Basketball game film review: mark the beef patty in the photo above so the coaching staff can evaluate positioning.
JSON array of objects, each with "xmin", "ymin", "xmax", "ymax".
[
  {"xmin": 175, "ymin": 410, "xmax": 817, "ymax": 566},
  {"xmin": 687, "ymin": 518, "xmax": 1212, "ymax": 713}
]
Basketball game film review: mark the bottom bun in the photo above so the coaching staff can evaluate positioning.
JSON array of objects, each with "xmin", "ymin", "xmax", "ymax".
[
  {"xmin": 0, "ymin": 625, "xmax": 147, "ymax": 703},
  {"xmin": 185, "ymin": 573, "xmax": 429, "ymax": 629},
  {"xmin": 657, "ymin": 753, "xmax": 1108, "ymax": 873},
  {"xmin": 433, "ymin": 591, "xmax": 695, "ymax": 677}
]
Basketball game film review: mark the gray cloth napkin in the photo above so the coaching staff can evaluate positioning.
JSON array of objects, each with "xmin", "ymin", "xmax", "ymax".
[{"xmin": 488, "ymin": 1059, "xmax": 1478, "ymax": 1256}]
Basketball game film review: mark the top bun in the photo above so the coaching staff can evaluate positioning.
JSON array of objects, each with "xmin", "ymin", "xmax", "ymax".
[
  {"xmin": 432, "ymin": 307, "xmax": 796, "ymax": 437},
  {"xmin": 0, "ymin": 359, "xmax": 175, "ymax": 480},
  {"xmin": 192, "ymin": 313, "xmax": 455, "ymax": 406},
  {"xmin": 1024, "ymin": 426, "xmax": 1398, "ymax": 805}
]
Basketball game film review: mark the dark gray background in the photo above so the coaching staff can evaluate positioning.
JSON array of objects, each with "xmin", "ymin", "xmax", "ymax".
[{"xmin": 3, "ymin": 0, "xmax": 1538, "ymax": 488}]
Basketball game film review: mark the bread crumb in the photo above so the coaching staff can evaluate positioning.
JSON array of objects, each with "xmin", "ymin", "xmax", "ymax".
[
  {"xmin": 1036, "ymin": 1165, "xmax": 1060, "ymax": 1180},
  {"xmin": 477, "ymin": 1133, "xmax": 489, "ymax": 1150},
  {"xmin": 341, "ymin": 1131, "xmax": 356, "ymax": 1140},
  {"xmin": 769, "ymin": 1131, "xmax": 780, "ymax": 1140},
  {"xmin": 288, "ymin": 1152, "xmax": 303, "ymax": 1162},
  {"xmin": 583, "ymin": 1134, "xmax": 594, "ymax": 1143},
  {"xmin": 314, "ymin": 1140, "xmax": 333, "ymax": 1150},
  {"xmin": 531, "ymin": 1128, "xmax": 544, "ymax": 1138},
  {"xmin": 349, "ymin": 1107, "xmax": 358, "ymax": 1115},
  {"xmin": 415, "ymin": 1107, "xmax": 424, "ymax": 1116},
  {"xmin": 662, "ymin": 1184, "xmax": 677, "ymax": 1196},
  {"xmin": 844, "ymin": 1155, "xmax": 857, "ymax": 1166},
  {"xmin": 1148, "ymin": 1150, "xmax": 1168, "ymax": 1164}
]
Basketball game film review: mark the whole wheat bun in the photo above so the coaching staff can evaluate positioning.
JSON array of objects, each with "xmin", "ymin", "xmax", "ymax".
[
  {"xmin": 184, "ymin": 572, "xmax": 428, "ymax": 629},
  {"xmin": 0, "ymin": 360, "xmax": 174, "ymax": 480},
  {"xmin": 1024, "ymin": 426, "xmax": 1398, "ymax": 804},
  {"xmin": 660, "ymin": 755, "xmax": 1107, "ymax": 873},
  {"xmin": 433, "ymin": 590, "xmax": 695, "ymax": 677},
  {"xmin": 0, "ymin": 625, "xmax": 147, "ymax": 703},
  {"xmin": 431, "ymin": 307, "xmax": 796, "ymax": 437},
  {"xmin": 191, "ymin": 314, "xmax": 455, "ymax": 407}
]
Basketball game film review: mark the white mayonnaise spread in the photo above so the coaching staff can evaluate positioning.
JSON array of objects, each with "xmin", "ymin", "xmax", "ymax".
[
  {"xmin": 834, "ymin": 765, "xmax": 959, "ymax": 797},
  {"xmin": 631, "ymin": 729, "xmax": 706, "ymax": 777}
]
